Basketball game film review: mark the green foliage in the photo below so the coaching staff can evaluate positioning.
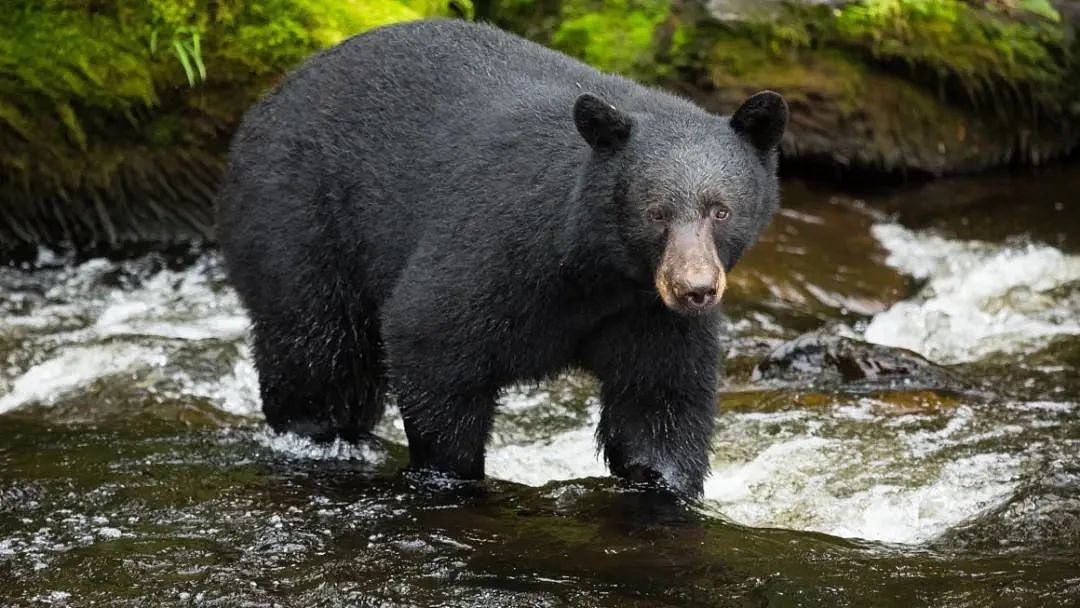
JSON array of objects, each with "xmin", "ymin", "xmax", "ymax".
[
  {"xmin": 489, "ymin": 0, "xmax": 1078, "ymax": 174},
  {"xmin": 162, "ymin": 27, "xmax": 206, "ymax": 87},
  {"xmin": 0, "ymin": 0, "xmax": 455, "ymax": 150},
  {"xmin": 2, "ymin": 0, "xmax": 1078, "ymax": 250},
  {"xmin": 493, "ymin": 0, "xmax": 1073, "ymax": 118},
  {"xmin": 1016, "ymin": 0, "xmax": 1060, "ymax": 22},
  {"xmin": 549, "ymin": 0, "xmax": 670, "ymax": 77},
  {"xmin": 0, "ymin": 0, "xmax": 461, "ymax": 249},
  {"xmin": 831, "ymin": 0, "xmax": 1069, "ymax": 115},
  {"xmin": 490, "ymin": 0, "xmax": 671, "ymax": 77}
]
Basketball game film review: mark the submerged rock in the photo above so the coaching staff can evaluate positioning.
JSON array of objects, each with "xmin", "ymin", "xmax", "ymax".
[{"xmin": 751, "ymin": 328, "xmax": 966, "ymax": 390}]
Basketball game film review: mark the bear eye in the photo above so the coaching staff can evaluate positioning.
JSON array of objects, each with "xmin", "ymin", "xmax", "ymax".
[
  {"xmin": 645, "ymin": 206, "xmax": 669, "ymax": 224},
  {"xmin": 709, "ymin": 206, "xmax": 731, "ymax": 222}
]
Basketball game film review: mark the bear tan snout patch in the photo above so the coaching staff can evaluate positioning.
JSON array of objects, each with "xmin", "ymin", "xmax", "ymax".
[{"xmin": 655, "ymin": 222, "xmax": 726, "ymax": 314}]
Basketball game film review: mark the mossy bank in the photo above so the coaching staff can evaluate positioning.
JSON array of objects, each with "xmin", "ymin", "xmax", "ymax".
[
  {"xmin": 488, "ymin": 0, "xmax": 1080, "ymax": 175},
  {"xmin": 2, "ymin": 1, "xmax": 1077, "ymax": 254},
  {"xmin": 0, "ymin": 0, "xmax": 469, "ymax": 255}
]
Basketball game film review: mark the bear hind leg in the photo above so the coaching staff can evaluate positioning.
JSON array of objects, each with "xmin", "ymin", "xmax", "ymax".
[
  {"xmin": 394, "ymin": 376, "xmax": 496, "ymax": 479},
  {"xmin": 251, "ymin": 308, "xmax": 386, "ymax": 444}
]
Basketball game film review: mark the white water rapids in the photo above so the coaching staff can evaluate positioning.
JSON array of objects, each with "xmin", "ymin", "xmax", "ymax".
[{"xmin": 1, "ymin": 223, "xmax": 1077, "ymax": 545}]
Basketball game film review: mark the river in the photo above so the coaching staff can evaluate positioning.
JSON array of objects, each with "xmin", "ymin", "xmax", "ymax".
[{"xmin": 1, "ymin": 166, "xmax": 1078, "ymax": 606}]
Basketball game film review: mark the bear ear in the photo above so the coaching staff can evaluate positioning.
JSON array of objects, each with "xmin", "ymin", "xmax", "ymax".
[
  {"xmin": 574, "ymin": 93, "xmax": 633, "ymax": 150},
  {"xmin": 730, "ymin": 90, "xmax": 788, "ymax": 153}
]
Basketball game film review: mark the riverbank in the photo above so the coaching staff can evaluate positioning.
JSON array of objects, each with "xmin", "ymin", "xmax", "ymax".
[
  {"xmin": 2, "ymin": 1, "xmax": 1077, "ymax": 255},
  {"xmin": 489, "ymin": 0, "xmax": 1080, "ymax": 173},
  {"xmin": 0, "ymin": 0, "xmax": 466, "ymax": 256}
]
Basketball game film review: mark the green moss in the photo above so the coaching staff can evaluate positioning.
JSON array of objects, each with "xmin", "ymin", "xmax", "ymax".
[
  {"xmin": 4, "ymin": 0, "xmax": 1079, "ymax": 252},
  {"xmin": 830, "ymin": 0, "xmax": 1069, "ymax": 116},
  {"xmin": 549, "ymin": 0, "xmax": 670, "ymax": 77},
  {"xmin": 490, "ymin": 0, "xmax": 671, "ymax": 78},
  {"xmin": 543, "ymin": 0, "xmax": 1079, "ymax": 172},
  {"xmin": 677, "ymin": 0, "xmax": 1073, "ymax": 118},
  {"xmin": 0, "ymin": 0, "xmax": 461, "ymax": 251}
]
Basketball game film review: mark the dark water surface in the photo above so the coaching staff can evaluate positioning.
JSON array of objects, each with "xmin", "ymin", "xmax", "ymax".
[{"xmin": 1, "ymin": 166, "xmax": 1078, "ymax": 606}]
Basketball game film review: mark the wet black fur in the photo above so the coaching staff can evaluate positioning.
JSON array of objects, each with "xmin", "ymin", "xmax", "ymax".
[{"xmin": 217, "ymin": 19, "xmax": 784, "ymax": 497}]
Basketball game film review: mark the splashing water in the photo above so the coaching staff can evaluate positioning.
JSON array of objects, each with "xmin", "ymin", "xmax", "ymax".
[
  {"xmin": 865, "ymin": 224, "xmax": 1080, "ymax": 363},
  {"xmin": 0, "ymin": 231, "xmax": 1076, "ymax": 546},
  {"xmin": 1, "ymin": 183, "xmax": 1078, "ymax": 606}
]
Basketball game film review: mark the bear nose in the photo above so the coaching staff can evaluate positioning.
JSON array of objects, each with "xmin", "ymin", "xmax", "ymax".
[
  {"xmin": 679, "ymin": 285, "xmax": 717, "ymax": 311},
  {"xmin": 674, "ymin": 271, "xmax": 719, "ymax": 312}
]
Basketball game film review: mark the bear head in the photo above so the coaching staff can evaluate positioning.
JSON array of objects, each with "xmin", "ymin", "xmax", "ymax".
[{"xmin": 573, "ymin": 90, "xmax": 788, "ymax": 316}]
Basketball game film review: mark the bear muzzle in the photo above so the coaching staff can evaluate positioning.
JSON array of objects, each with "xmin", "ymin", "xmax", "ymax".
[{"xmin": 654, "ymin": 222, "xmax": 726, "ymax": 315}]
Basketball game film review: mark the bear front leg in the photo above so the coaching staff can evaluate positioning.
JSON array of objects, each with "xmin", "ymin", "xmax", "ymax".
[{"xmin": 583, "ymin": 309, "xmax": 722, "ymax": 498}]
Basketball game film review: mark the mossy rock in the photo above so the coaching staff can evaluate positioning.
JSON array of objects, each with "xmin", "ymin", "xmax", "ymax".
[
  {"xmin": 0, "ymin": 1, "xmax": 468, "ymax": 256},
  {"xmin": 487, "ymin": 0, "xmax": 1080, "ymax": 176}
]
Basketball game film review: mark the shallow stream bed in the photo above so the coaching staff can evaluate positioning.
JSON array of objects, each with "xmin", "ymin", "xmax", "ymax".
[{"xmin": 1, "ymin": 167, "xmax": 1078, "ymax": 606}]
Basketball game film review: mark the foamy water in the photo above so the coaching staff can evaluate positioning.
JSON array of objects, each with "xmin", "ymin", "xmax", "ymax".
[
  {"xmin": 0, "ymin": 344, "xmax": 168, "ymax": 414},
  {"xmin": 701, "ymin": 399, "xmax": 1051, "ymax": 543},
  {"xmin": 1, "ymin": 226, "xmax": 1076, "ymax": 545},
  {"xmin": 865, "ymin": 224, "xmax": 1080, "ymax": 363}
]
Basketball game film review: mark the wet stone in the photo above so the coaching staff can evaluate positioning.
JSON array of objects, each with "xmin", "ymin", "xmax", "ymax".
[{"xmin": 751, "ymin": 329, "xmax": 967, "ymax": 391}]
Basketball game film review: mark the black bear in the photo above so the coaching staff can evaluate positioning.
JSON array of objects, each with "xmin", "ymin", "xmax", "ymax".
[{"xmin": 218, "ymin": 18, "xmax": 786, "ymax": 498}]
